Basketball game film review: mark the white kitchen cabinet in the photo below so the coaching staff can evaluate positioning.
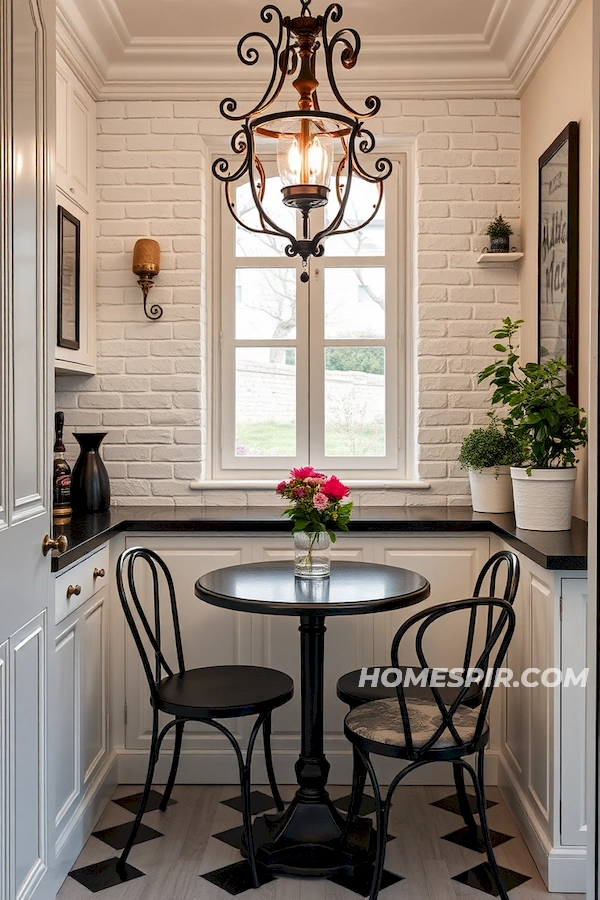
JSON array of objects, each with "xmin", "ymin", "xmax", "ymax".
[
  {"xmin": 54, "ymin": 548, "xmax": 114, "ymax": 886},
  {"xmin": 55, "ymin": 52, "xmax": 96, "ymax": 375},
  {"xmin": 497, "ymin": 545, "xmax": 587, "ymax": 892}
]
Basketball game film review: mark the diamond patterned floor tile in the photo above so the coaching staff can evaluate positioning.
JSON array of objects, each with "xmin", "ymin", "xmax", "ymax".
[
  {"xmin": 442, "ymin": 825, "xmax": 514, "ymax": 854},
  {"xmin": 431, "ymin": 792, "xmax": 497, "ymax": 816},
  {"xmin": 113, "ymin": 789, "xmax": 175, "ymax": 815},
  {"xmin": 200, "ymin": 860, "xmax": 276, "ymax": 895},
  {"xmin": 328, "ymin": 864, "xmax": 404, "ymax": 896},
  {"xmin": 452, "ymin": 862, "xmax": 531, "ymax": 897},
  {"xmin": 334, "ymin": 793, "xmax": 377, "ymax": 816},
  {"xmin": 221, "ymin": 791, "xmax": 278, "ymax": 816},
  {"xmin": 69, "ymin": 857, "xmax": 145, "ymax": 891},
  {"xmin": 92, "ymin": 821, "xmax": 163, "ymax": 850}
]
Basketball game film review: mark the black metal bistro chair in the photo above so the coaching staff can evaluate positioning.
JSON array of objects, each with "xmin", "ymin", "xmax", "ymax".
[
  {"xmin": 344, "ymin": 597, "xmax": 516, "ymax": 900},
  {"xmin": 336, "ymin": 550, "xmax": 519, "ymax": 825},
  {"xmin": 115, "ymin": 547, "xmax": 294, "ymax": 885}
]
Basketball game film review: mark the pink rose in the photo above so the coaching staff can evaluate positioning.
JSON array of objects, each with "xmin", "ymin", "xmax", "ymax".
[
  {"xmin": 291, "ymin": 466, "xmax": 316, "ymax": 480},
  {"xmin": 304, "ymin": 476, "xmax": 325, "ymax": 486},
  {"xmin": 276, "ymin": 480, "xmax": 287, "ymax": 495},
  {"xmin": 320, "ymin": 475, "xmax": 350, "ymax": 501},
  {"xmin": 292, "ymin": 486, "xmax": 307, "ymax": 499},
  {"xmin": 313, "ymin": 492, "xmax": 329, "ymax": 511}
]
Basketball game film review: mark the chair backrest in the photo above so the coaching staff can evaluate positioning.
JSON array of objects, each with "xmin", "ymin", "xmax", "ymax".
[
  {"xmin": 116, "ymin": 547, "xmax": 185, "ymax": 706},
  {"xmin": 391, "ymin": 597, "xmax": 515, "ymax": 759},
  {"xmin": 473, "ymin": 550, "xmax": 519, "ymax": 604}
]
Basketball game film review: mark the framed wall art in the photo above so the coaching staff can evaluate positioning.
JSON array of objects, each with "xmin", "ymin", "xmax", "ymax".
[
  {"xmin": 57, "ymin": 205, "xmax": 81, "ymax": 350},
  {"xmin": 538, "ymin": 120, "xmax": 579, "ymax": 402}
]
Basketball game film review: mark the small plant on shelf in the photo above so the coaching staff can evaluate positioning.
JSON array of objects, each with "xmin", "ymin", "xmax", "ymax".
[{"xmin": 485, "ymin": 215, "xmax": 513, "ymax": 253}]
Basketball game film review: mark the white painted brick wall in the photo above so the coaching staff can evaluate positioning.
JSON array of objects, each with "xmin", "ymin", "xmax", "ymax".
[{"xmin": 55, "ymin": 98, "xmax": 520, "ymax": 508}]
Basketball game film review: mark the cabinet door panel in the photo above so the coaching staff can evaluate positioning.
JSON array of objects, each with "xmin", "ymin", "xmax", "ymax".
[
  {"xmin": 70, "ymin": 90, "xmax": 90, "ymax": 197},
  {"xmin": 527, "ymin": 573, "xmax": 553, "ymax": 823},
  {"xmin": 55, "ymin": 68, "xmax": 68, "ymax": 181},
  {"xmin": 11, "ymin": 613, "xmax": 47, "ymax": 897},
  {"xmin": 373, "ymin": 537, "xmax": 489, "ymax": 667},
  {"xmin": 82, "ymin": 594, "xmax": 107, "ymax": 784},
  {"xmin": 504, "ymin": 573, "xmax": 527, "ymax": 776},
  {"xmin": 560, "ymin": 578, "xmax": 587, "ymax": 846},
  {"xmin": 55, "ymin": 622, "xmax": 79, "ymax": 830}
]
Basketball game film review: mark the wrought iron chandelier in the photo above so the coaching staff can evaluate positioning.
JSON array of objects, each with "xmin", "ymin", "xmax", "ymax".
[{"xmin": 213, "ymin": 1, "xmax": 392, "ymax": 280}]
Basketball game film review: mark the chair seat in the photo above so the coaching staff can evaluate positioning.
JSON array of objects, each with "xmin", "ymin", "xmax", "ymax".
[
  {"xmin": 157, "ymin": 665, "xmax": 294, "ymax": 719},
  {"xmin": 345, "ymin": 696, "xmax": 485, "ymax": 752},
  {"xmin": 337, "ymin": 666, "xmax": 482, "ymax": 709}
]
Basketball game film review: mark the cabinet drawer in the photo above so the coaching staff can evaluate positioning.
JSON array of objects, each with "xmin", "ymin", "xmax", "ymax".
[{"xmin": 55, "ymin": 545, "xmax": 110, "ymax": 624}]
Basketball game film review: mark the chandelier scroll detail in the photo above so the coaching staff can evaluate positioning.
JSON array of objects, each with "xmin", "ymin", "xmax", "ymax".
[{"xmin": 213, "ymin": 1, "xmax": 392, "ymax": 279}]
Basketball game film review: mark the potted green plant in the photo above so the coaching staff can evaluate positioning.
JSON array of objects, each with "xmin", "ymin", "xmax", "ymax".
[
  {"xmin": 485, "ymin": 215, "xmax": 513, "ymax": 253},
  {"xmin": 458, "ymin": 418, "xmax": 525, "ymax": 513},
  {"xmin": 478, "ymin": 318, "xmax": 587, "ymax": 530}
]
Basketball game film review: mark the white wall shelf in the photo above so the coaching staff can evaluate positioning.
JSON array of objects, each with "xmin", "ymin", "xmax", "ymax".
[{"xmin": 477, "ymin": 251, "xmax": 524, "ymax": 265}]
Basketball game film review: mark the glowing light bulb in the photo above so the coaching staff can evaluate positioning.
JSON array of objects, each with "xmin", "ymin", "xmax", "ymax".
[
  {"xmin": 308, "ymin": 137, "xmax": 324, "ymax": 179},
  {"xmin": 287, "ymin": 138, "xmax": 302, "ymax": 177}
]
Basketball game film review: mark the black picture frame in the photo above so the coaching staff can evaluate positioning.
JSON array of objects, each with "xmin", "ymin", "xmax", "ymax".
[
  {"xmin": 537, "ymin": 121, "xmax": 579, "ymax": 403},
  {"xmin": 57, "ymin": 205, "xmax": 81, "ymax": 350}
]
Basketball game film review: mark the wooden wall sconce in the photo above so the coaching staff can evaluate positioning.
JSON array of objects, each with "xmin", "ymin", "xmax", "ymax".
[{"xmin": 132, "ymin": 239, "xmax": 162, "ymax": 320}]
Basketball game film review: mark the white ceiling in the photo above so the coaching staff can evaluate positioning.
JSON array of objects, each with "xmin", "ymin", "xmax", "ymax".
[
  {"xmin": 56, "ymin": 0, "xmax": 582, "ymax": 99},
  {"xmin": 113, "ymin": 0, "xmax": 497, "ymax": 40}
]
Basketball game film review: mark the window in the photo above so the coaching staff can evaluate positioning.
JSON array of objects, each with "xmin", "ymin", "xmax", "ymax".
[{"xmin": 211, "ymin": 156, "xmax": 409, "ymax": 482}]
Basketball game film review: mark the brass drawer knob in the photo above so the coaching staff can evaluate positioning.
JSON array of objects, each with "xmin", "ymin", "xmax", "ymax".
[
  {"xmin": 42, "ymin": 533, "xmax": 68, "ymax": 556},
  {"xmin": 66, "ymin": 584, "xmax": 81, "ymax": 599},
  {"xmin": 93, "ymin": 567, "xmax": 105, "ymax": 579}
]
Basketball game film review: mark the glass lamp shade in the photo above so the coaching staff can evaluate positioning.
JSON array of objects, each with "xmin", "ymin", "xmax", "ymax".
[
  {"xmin": 276, "ymin": 119, "xmax": 334, "ymax": 211},
  {"xmin": 132, "ymin": 238, "xmax": 160, "ymax": 277}
]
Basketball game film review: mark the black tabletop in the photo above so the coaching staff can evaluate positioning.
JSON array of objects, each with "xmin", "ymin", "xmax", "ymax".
[{"xmin": 195, "ymin": 560, "xmax": 431, "ymax": 617}]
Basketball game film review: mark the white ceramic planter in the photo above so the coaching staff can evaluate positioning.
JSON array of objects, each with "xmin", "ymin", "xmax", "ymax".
[
  {"xmin": 468, "ymin": 466, "xmax": 514, "ymax": 513},
  {"xmin": 510, "ymin": 466, "xmax": 577, "ymax": 531}
]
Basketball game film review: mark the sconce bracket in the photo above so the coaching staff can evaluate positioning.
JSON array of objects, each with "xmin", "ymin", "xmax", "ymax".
[{"xmin": 137, "ymin": 276, "xmax": 163, "ymax": 320}]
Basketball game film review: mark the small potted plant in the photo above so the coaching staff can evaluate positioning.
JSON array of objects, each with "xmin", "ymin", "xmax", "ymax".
[
  {"xmin": 478, "ymin": 318, "xmax": 587, "ymax": 531},
  {"xmin": 458, "ymin": 417, "xmax": 525, "ymax": 513},
  {"xmin": 276, "ymin": 466, "xmax": 353, "ymax": 577},
  {"xmin": 485, "ymin": 215, "xmax": 513, "ymax": 253}
]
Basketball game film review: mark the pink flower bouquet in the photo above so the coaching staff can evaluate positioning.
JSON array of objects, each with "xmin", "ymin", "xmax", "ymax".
[{"xmin": 276, "ymin": 466, "xmax": 353, "ymax": 541}]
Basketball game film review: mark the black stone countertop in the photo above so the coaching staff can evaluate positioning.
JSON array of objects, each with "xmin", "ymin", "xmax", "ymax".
[{"xmin": 50, "ymin": 506, "xmax": 588, "ymax": 572}]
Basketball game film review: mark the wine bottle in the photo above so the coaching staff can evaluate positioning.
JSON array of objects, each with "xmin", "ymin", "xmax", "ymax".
[{"xmin": 53, "ymin": 411, "xmax": 72, "ymax": 522}]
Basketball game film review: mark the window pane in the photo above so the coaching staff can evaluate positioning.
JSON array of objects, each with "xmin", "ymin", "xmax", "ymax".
[
  {"xmin": 324, "ymin": 177, "xmax": 385, "ymax": 256},
  {"xmin": 235, "ymin": 177, "xmax": 296, "ymax": 257},
  {"xmin": 324, "ymin": 268, "xmax": 385, "ymax": 339},
  {"xmin": 236, "ymin": 268, "xmax": 296, "ymax": 340},
  {"xmin": 236, "ymin": 348, "xmax": 296, "ymax": 457},
  {"xmin": 324, "ymin": 348, "xmax": 385, "ymax": 456}
]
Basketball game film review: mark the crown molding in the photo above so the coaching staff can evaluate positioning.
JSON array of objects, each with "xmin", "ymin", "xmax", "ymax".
[{"xmin": 56, "ymin": 0, "xmax": 582, "ymax": 101}]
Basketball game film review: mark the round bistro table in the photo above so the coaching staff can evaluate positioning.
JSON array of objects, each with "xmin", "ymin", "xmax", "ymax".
[{"xmin": 195, "ymin": 560, "xmax": 430, "ymax": 878}]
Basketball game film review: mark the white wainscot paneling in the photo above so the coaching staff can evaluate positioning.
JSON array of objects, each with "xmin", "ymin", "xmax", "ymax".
[
  {"xmin": 560, "ymin": 579, "xmax": 587, "ymax": 848},
  {"xmin": 82, "ymin": 596, "xmax": 108, "ymax": 785}
]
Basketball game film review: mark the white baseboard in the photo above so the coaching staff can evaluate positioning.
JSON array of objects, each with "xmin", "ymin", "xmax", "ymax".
[
  {"xmin": 498, "ymin": 754, "xmax": 586, "ymax": 894},
  {"xmin": 55, "ymin": 752, "xmax": 119, "ymax": 891},
  {"xmin": 117, "ymin": 748, "xmax": 499, "ymax": 787}
]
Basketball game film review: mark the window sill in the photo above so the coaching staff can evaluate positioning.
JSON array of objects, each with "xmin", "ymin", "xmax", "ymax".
[{"xmin": 189, "ymin": 479, "xmax": 431, "ymax": 491}]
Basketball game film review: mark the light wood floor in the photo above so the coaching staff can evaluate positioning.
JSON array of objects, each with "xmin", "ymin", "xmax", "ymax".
[{"xmin": 58, "ymin": 783, "xmax": 582, "ymax": 900}]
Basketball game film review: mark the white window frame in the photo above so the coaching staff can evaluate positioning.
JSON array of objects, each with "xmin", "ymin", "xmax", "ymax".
[{"xmin": 205, "ymin": 148, "xmax": 417, "ymax": 486}]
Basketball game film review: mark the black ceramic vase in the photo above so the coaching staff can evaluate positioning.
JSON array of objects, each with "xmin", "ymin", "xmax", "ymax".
[{"xmin": 70, "ymin": 433, "xmax": 111, "ymax": 513}]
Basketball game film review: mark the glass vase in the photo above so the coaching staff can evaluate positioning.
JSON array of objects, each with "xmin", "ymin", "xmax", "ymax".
[{"xmin": 293, "ymin": 531, "xmax": 331, "ymax": 578}]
